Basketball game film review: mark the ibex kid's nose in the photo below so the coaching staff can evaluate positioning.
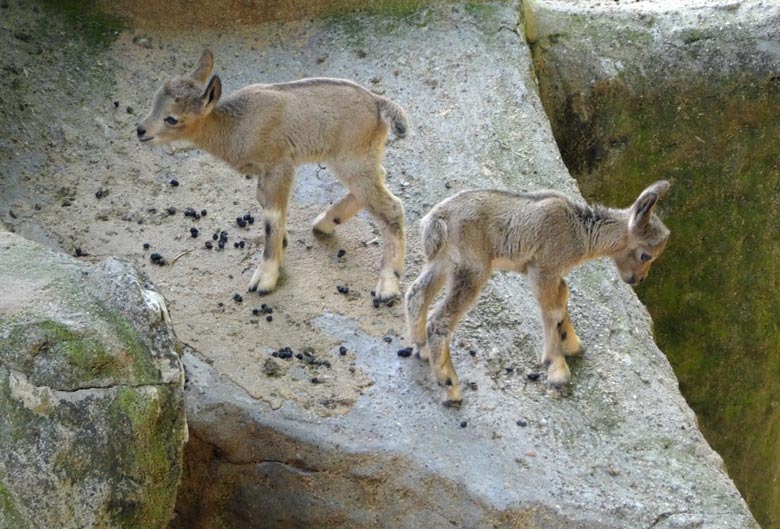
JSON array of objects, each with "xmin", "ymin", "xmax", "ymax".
[{"xmin": 136, "ymin": 126, "xmax": 146, "ymax": 138}]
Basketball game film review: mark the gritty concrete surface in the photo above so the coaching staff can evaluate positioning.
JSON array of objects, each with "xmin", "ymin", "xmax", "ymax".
[{"xmin": 0, "ymin": 1, "xmax": 759, "ymax": 527}]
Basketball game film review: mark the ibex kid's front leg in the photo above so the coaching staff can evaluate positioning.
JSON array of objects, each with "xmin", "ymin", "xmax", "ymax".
[
  {"xmin": 530, "ymin": 268, "xmax": 571, "ymax": 387},
  {"xmin": 557, "ymin": 279, "xmax": 584, "ymax": 356},
  {"xmin": 248, "ymin": 164, "xmax": 294, "ymax": 295}
]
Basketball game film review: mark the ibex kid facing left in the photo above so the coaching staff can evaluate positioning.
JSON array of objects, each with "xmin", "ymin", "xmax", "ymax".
[
  {"xmin": 137, "ymin": 50, "xmax": 408, "ymax": 303},
  {"xmin": 405, "ymin": 181, "xmax": 671, "ymax": 405}
]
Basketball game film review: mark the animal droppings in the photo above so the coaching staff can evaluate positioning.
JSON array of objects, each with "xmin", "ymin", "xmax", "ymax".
[
  {"xmin": 469, "ymin": 350, "xmax": 477, "ymax": 356},
  {"xmin": 95, "ymin": 188, "xmax": 109, "ymax": 199},
  {"xmin": 383, "ymin": 336, "xmax": 393, "ymax": 343},
  {"xmin": 266, "ymin": 315, "xmax": 273, "ymax": 322},
  {"xmin": 190, "ymin": 227, "xmax": 199, "ymax": 238},
  {"xmin": 233, "ymin": 293, "xmax": 243, "ymax": 303},
  {"xmin": 397, "ymin": 347, "xmax": 413, "ymax": 358},
  {"xmin": 339, "ymin": 346, "xmax": 347, "ymax": 356},
  {"xmin": 459, "ymin": 421, "xmax": 468, "ymax": 428},
  {"xmin": 169, "ymin": 179, "xmax": 179, "ymax": 187},
  {"xmin": 184, "ymin": 208, "xmax": 201, "ymax": 220},
  {"xmin": 516, "ymin": 418, "xmax": 529, "ymax": 427},
  {"xmin": 212, "ymin": 232, "xmax": 219, "ymax": 241},
  {"xmin": 201, "ymin": 209, "xmax": 207, "ymax": 216},
  {"xmin": 527, "ymin": 372, "xmax": 541, "ymax": 381},
  {"xmin": 205, "ymin": 241, "xmax": 213, "ymax": 249},
  {"xmin": 337, "ymin": 285, "xmax": 349, "ymax": 294},
  {"xmin": 150, "ymin": 253, "xmax": 166, "ymax": 266},
  {"xmin": 337, "ymin": 249, "xmax": 346, "ymax": 258},
  {"xmin": 74, "ymin": 247, "xmax": 87, "ymax": 257},
  {"xmin": 143, "ymin": 243, "xmax": 150, "ymax": 250},
  {"xmin": 166, "ymin": 207, "xmax": 177, "ymax": 215}
]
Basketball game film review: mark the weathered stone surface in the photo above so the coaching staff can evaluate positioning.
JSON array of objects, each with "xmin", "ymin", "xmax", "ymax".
[
  {"xmin": 524, "ymin": 2, "xmax": 780, "ymax": 527},
  {"xmin": 0, "ymin": 233, "xmax": 186, "ymax": 529},
  {"xmin": 160, "ymin": 4, "xmax": 755, "ymax": 528},
  {"xmin": 0, "ymin": 0, "xmax": 762, "ymax": 527}
]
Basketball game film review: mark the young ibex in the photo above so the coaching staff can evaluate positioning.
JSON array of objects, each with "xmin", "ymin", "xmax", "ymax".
[
  {"xmin": 405, "ymin": 181, "xmax": 671, "ymax": 405},
  {"xmin": 137, "ymin": 50, "xmax": 408, "ymax": 303}
]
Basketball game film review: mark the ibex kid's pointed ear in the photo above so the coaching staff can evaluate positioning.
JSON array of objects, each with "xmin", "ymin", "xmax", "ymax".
[
  {"xmin": 191, "ymin": 49, "xmax": 214, "ymax": 84},
  {"xmin": 629, "ymin": 180, "xmax": 670, "ymax": 232},
  {"xmin": 200, "ymin": 75, "xmax": 222, "ymax": 114}
]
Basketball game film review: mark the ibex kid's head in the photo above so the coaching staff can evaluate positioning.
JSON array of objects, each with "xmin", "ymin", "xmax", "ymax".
[
  {"xmin": 613, "ymin": 180, "xmax": 671, "ymax": 286},
  {"xmin": 136, "ymin": 50, "xmax": 222, "ymax": 144}
]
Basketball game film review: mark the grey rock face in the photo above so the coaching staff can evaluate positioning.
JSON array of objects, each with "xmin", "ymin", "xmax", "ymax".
[
  {"xmin": 0, "ymin": 232, "xmax": 186, "ymax": 529},
  {"xmin": 168, "ymin": 3, "xmax": 759, "ymax": 529}
]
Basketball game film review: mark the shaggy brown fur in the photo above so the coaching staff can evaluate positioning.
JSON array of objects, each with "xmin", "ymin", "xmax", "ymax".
[
  {"xmin": 405, "ymin": 181, "xmax": 671, "ymax": 405},
  {"xmin": 137, "ymin": 50, "xmax": 408, "ymax": 302}
]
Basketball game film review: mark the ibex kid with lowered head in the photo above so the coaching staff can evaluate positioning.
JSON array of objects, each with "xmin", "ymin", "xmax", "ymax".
[
  {"xmin": 405, "ymin": 181, "xmax": 671, "ymax": 405},
  {"xmin": 137, "ymin": 50, "xmax": 408, "ymax": 303}
]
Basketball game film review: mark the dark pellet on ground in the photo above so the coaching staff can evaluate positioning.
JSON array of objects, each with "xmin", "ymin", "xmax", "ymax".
[
  {"xmin": 169, "ymin": 179, "xmax": 179, "ymax": 187},
  {"xmin": 323, "ymin": 360, "xmax": 331, "ymax": 368},
  {"xmin": 74, "ymin": 247, "xmax": 87, "ymax": 257},
  {"xmin": 201, "ymin": 209, "xmax": 207, "ymax": 216},
  {"xmin": 220, "ymin": 231, "xmax": 228, "ymax": 240},
  {"xmin": 233, "ymin": 293, "xmax": 243, "ymax": 303},
  {"xmin": 266, "ymin": 315, "xmax": 273, "ymax": 322},
  {"xmin": 296, "ymin": 353, "xmax": 303, "ymax": 360},
  {"xmin": 113, "ymin": 100, "xmax": 119, "ymax": 108},
  {"xmin": 190, "ymin": 227, "xmax": 199, "ymax": 238},
  {"xmin": 212, "ymin": 232, "xmax": 219, "ymax": 241},
  {"xmin": 337, "ymin": 285, "xmax": 349, "ymax": 294},
  {"xmin": 166, "ymin": 207, "xmax": 177, "ymax": 215},
  {"xmin": 234, "ymin": 242, "xmax": 240, "ymax": 248},
  {"xmin": 516, "ymin": 418, "xmax": 529, "ymax": 427},
  {"xmin": 95, "ymin": 188, "xmax": 109, "ymax": 199},
  {"xmin": 150, "ymin": 252, "xmax": 163, "ymax": 263},
  {"xmin": 205, "ymin": 241, "xmax": 213, "ymax": 249},
  {"xmin": 383, "ymin": 336, "xmax": 393, "ymax": 343},
  {"xmin": 505, "ymin": 367, "xmax": 514, "ymax": 374},
  {"xmin": 126, "ymin": 106, "xmax": 133, "ymax": 114},
  {"xmin": 337, "ymin": 249, "xmax": 346, "ymax": 258},
  {"xmin": 238, "ymin": 240, "xmax": 245, "ymax": 248},
  {"xmin": 252, "ymin": 308, "xmax": 260, "ymax": 316},
  {"xmin": 527, "ymin": 372, "xmax": 541, "ymax": 381},
  {"xmin": 397, "ymin": 347, "xmax": 413, "ymax": 358},
  {"xmin": 469, "ymin": 350, "xmax": 477, "ymax": 356},
  {"xmin": 339, "ymin": 346, "xmax": 347, "ymax": 356},
  {"xmin": 143, "ymin": 243, "xmax": 150, "ymax": 250},
  {"xmin": 218, "ymin": 241, "xmax": 225, "ymax": 249},
  {"xmin": 460, "ymin": 421, "xmax": 468, "ymax": 428},
  {"xmin": 311, "ymin": 377, "xmax": 321, "ymax": 384}
]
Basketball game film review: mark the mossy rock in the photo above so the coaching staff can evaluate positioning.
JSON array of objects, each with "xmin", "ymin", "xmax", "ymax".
[{"xmin": 0, "ymin": 232, "xmax": 186, "ymax": 528}]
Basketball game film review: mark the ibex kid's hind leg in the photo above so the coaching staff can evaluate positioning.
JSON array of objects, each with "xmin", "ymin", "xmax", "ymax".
[
  {"xmin": 529, "ymin": 269, "xmax": 572, "ymax": 387},
  {"xmin": 348, "ymin": 164, "xmax": 405, "ymax": 303},
  {"xmin": 404, "ymin": 261, "xmax": 448, "ymax": 361},
  {"xmin": 427, "ymin": 266, "xmax": 489, "ymax": 405},
  {"xmin": 248, "ymin": 165, "xmax": 294, "ymax": 294},
  {"xmin": 312, "ymin": 193, "xmax": 361, "ymax": 235}
]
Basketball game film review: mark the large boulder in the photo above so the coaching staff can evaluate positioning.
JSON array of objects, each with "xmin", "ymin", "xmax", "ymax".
[{"xmin": 0, "ymin": 232, "xmax": 186, "ymax": 529}]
